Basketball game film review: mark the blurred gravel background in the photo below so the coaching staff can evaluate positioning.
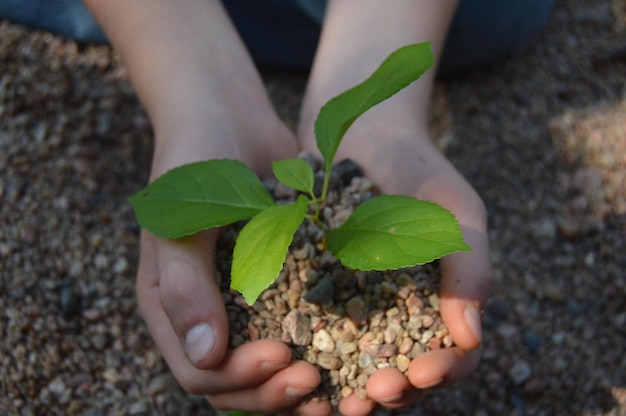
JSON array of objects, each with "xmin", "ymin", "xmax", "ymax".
[{"xmin": 1, "ymin": 0, "xmax": 625, "ymax": 415}]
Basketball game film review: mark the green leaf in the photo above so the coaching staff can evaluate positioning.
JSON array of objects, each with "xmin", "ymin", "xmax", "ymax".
[
  {"xmin": 272, "ymin": 158, "xmax": 315, "ymax": 196},
  {"xmin": 128, "ymin": 159, "xmax": 275, "ymax": 239},
  {"xmin": 314, "ymin": 42, "xmax": 434, "ymax": 167},
  {"xmin": 231, "ymin": 195, "xmax": 308, "ymax": 305},
  {"xmin": 326, "ymin": 195, "xmax": 471, "ymax": 270}
]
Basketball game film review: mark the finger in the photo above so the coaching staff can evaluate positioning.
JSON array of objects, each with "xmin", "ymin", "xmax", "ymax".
[
  {"xmin": 291, "ymin": 398, "xmax": 333, "ymax": 416},
  {"xmin": 407, "ymin": 347, "xmax": 481, "ymax": 389},
  {"xmin": 365, "ymin": 367, "xmax": 426, "ymax": 409},
  {"xmin": 206, "ymin": 361, "xmax": 321, "ymax": 413},
  {"xmin": 137, "ymin": 232, "xmax": 292, "ymax": 395},
  {"xmin": 439, "ymin": 223, "xmax": 492, "ymax": 350},
  {"xmin": 417, "ymin": 170, "xmax": 492, "ymax": 350},
  {"xmin": 337, "ymin": 393, "xmax": 376, "ymax": 416},
  {"xmin": 153, "ymin": 230, "xmax": 229, "ymax": 368}
]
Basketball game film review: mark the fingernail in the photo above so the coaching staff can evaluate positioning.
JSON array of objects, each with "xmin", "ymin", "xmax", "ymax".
[
  {"xmin": 285, "ymin": 386, "xmax": 311, "ymax": 402},
  {"xmin": 464, "ymin": 304, "xmax": 482, "ymax": 344},
  {"xmin": 185, "ymin": 323, "xmax": 216, "ymax": 364}
]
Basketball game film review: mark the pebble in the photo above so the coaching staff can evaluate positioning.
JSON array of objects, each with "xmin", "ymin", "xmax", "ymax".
[
  {"xmin": 317, "ymin": 352, "xmax": 342, "ymax": 371},
  {"xmin": 398, "ymin": 337, "xmax": 414, "ymax": 355},
  {"xmin": 509, "ymin": 360, "xmax": 533, "ymax": 384},
  {"xmin": 146, "ymin": 373, "xmax": 178, "ymax": 396},
  {"xmin": 113, "ymin": 257, "xmax": 129, "ymax": 274},
  {"xmin": 346, "ymin": 296, "xmax": 367, "ymax": 325},
  {"xmin": 128, "ymin": 402, "xmax": 148, "ymax": 415},
  {"xmin": 48, "ymin": 376, "xmax": 66, "ymax": 396},
  {"xmin": 396, "ymin": 354, "xmax": 411, "ymax": 373},
  {"xmin": 282, "ymin": 310, "xmax": 312, "ymax": 346},
  {"xmin": 313, "ymin": 329, "xmax": 335, "ymax": 353},
  {"xmin": 522, "ymin": 330, "xmax": 542, "ymax": 354}
]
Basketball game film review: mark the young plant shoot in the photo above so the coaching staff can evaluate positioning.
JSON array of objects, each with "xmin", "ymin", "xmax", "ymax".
[{"xmin": 129, "ymin": 43, "xmax": 471, "ymax": 305}]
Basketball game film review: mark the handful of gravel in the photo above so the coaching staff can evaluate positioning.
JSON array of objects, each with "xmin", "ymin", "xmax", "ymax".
[{"xmin": 216, "ymin": 155, "xmax": 452, "ymax": 405}]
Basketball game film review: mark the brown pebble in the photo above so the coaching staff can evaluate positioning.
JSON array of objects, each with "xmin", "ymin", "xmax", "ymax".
[
  {"xmin": 428, "ymin": 337, "xmax": 442, "ymax": 350},
  {"xmin": 398, "ymin": 337, "xmax": 414, "ymax": 355},
  {"xmin": 282, "ymin": 310, "xmax": 312, "ymax": 346},
  {"xmin": 365, "ymin": 343, "xmax": 398, "ymax": 358},
  {"xmin": 396, "ymin": 354, "xmax": 411, "ymax": 373},
  {"xmin": 346, "ymin": 296, "xmax": 368, "ymax": 325},
  {"xmin": 405, "ymin": 293, "xmax": 424, "ymax": 314},
  {"xmin": 317, "ymin": 352, "xmax": 342, "ymax": 370},
  {"xmin": 421, "ymin": 314, "xmax": 434, "ymax": 328},
  {"xmin": 248, "ymin": 322, "xmax": 260, "ymax": 342}
]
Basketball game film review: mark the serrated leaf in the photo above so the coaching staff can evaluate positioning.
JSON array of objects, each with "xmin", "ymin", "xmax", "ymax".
[
  {"xmin": 272, "ymin": 158, "xmax": 315, "ymax": 195},
  {"xmin": 326, "ymin": 195, "xmax": 471, "ymax": 270},
  {"xmin": 315, "ymin": 42, "xmax": 434, "ymax": 167},
  {"xmin": 128, "ymin": 159, "xmax": 275, "ymax": 238},
  {"xmin": 231, "ymin": 195, "xmax": 308, "ymax": 305}
]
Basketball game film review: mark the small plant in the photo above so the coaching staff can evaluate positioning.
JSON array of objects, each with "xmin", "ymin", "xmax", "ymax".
[{"xmin": 129, "ymin": 43, "xmax": 471, "ymax": 305}]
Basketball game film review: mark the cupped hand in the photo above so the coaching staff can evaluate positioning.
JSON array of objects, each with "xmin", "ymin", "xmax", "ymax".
[
  {"xmin": 322, "ymin": 133, "xmax": 492, "ymax": 415},
  {"xmin": 136, "ymin": 230, "xmax": 331, "ymax": 414},
  {"xmin": 134, "ymin": 123, "xmax": 332, "ymax": 415}
]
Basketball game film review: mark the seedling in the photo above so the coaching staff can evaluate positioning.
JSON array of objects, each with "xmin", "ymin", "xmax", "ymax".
[{"xmin": 129, "ymin": 43, "xmax": 471, "ymax": 305}]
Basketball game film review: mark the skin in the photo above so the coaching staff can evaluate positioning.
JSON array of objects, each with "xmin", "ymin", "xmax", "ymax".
[{"xmin": 84, "ymin": 0, "xmax": 492, "ymax": 414}]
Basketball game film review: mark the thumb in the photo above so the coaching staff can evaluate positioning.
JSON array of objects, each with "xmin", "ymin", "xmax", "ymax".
[
  {"xmin": 154, "ymin": 230, "xmax": 230, "ymax": 368},
  {"xmin": 439, "ymin": 224, "xmax": 492, "ymax": 350}
]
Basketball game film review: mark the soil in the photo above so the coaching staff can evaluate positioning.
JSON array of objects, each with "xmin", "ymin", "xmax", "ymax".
[{"xmin": 1, "ymin": 0, "xmax": 625, "ymax": 415}]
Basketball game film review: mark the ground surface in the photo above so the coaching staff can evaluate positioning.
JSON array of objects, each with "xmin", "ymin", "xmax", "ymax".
[{"xmin": 1, "ymin": 0, "xmax": 625, "ymax": 415}]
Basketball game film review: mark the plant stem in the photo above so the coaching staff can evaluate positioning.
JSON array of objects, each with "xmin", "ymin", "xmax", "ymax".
[{"xmin": 313, "ymin": 164, "xmax": 332, "ymax": 223}]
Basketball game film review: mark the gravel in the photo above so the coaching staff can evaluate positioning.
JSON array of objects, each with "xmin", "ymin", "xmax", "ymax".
[
  {"xmin": 1, "ymin": 0, "xmax": 625, "ymax": 414},
  {"xmin": 217, "ymin": 159, "xmax": 451, "ymax": 404}
]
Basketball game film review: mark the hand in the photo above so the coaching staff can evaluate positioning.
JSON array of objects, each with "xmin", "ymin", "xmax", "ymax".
[
  {"xmin": 328, "ymin": 132, "xmax": 492, "ymax": 415},
  {"xmin": 135, "ymin": 122, "xmax": 332, "ymax": 414},
  {"xmin": 137, "ymin": 230, "xmax": 331, "ymax": 414}
]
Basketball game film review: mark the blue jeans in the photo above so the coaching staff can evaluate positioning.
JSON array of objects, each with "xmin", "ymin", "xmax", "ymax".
[{"xmin": 0, "ymin": 0, "xmax": 554, "ymax": 73}]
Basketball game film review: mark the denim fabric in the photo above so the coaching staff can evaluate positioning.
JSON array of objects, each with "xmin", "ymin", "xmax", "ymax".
[
  {"xmin": 0, "ymin": 0, "xmax": 106, "ymax": 42},
  {"xmin": 0, "ymin": 0, "xmax": 554, "ymax": 73}
]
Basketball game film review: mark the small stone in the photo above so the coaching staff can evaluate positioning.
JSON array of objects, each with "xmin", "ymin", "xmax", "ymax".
[
  {"xmin": 358, "ymin": 352, "xmax": 376, "ymax": 369},
  {"xmin": 48, "ymin": 377, "xmax": 66, "ymax": 396},
  {"xmin": 421, "ymin": 314, "xmax": 434, "ymax": 328},
  {"xmin": 341, "ymin": 385, "xmax": 354, "ymax": 398},
  {"xmin": 365, "ymin": 343, "xmax": 398, "ymax": 358},
  {"xmin": 428, "ymin": 337, "xmax": 442, "ymax": 350},
  {"xmin": 113, "ymin": 257, "xmax": 129, "ymax": 274},
  {"xmin": 396, "ymin": 354, "xmax": 411, "ymax": 372},
  {"xmin": 420, "ymin": 329, "xmax": 434, "ymax": 344},
  {"xmin": 346, "ymin": 296, "xmax": 367, "ymax": 325},
  {"xmin": 60, "ymin": 282, "xmax": 81, "ymax": 318},
  {"xmin": 313, "ymin": 329, "xmax": 335, "ymax": 353},
  {"xmin": 317, "ymin": 352, "xmax": 342, "ymax": 370},
  {"xmin": 339, "ymin": 341, "xmax": 357, "ymax": 355},
  {"xmin": 398, "ymin": 337, "xmax": 414, "ymax": 355},
  {"xmin": 303, "ymin": 275, "xmax": 334, "ymax": 304},
  {"xmin": 522, "ymin": 331, "xmax": 542, "ymax": 354},
  {"xmin": 427, "ymin": 293, "xmax": 440, "ymax": 310},
  {"xmin": 530, "ymin": 218, "xmax": 557, "ymax": 240},
  {"xmin": 509, "ymin": 359, "xmax": 532, "ymax": 384},
  {"xmin": 282, "ymin": 310, "xmax": 312, "ymax": 346},
  {"xmin": 405, "ymin": 293, "xmax": 424, "ymax": 314},
  {"xmin": 332, "ymin": 158, "xmax": 362, "ymax": 186},
  {"xmin": 102, "ymin": 368, "xmax": 121, "ymax": 384},
  {"xmin": 380, "ymin": 281, "xmax": 398, "ymax": 297},
  {"xmin": 383, "ymin": 324, "xmax": 402, "ymax": 344},
  {"xmin": 496, "ymin": 323, "xmax": 519, "ymax": 339},
  {"xmin": 128, "ymin": 402, "xmax": 148, "ymax": 415},
  {"xmin": 94, "ymin": 253, "xmax": 109, "ymax": 269},
  {"xmin": 147, "ymin": 373, "xmax": 178, "ymax": 396}
]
